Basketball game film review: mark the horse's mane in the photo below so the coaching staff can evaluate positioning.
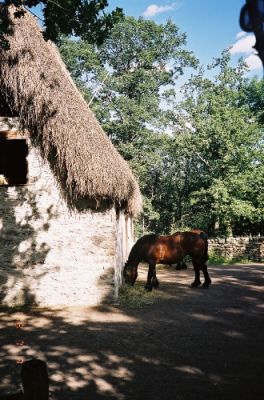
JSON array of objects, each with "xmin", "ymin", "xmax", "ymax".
[{"xmin": 125, "ymin": 234, "xmax": 159, "ymax": 268}]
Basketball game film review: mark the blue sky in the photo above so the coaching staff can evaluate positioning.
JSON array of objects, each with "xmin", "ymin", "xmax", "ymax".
[
  {"xmin": 106, "ymin": 0, "xmax": 262, "ymax": 77},
  {"xmin": 30, "ymin": 1, "xmax": 262, "ymax": 77}
]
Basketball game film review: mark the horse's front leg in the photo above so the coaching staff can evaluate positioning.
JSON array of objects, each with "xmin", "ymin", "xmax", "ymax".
[
  {"xmin": 145, "ymin": 262, "xmax": 156, "ymax": 292},
  {"xmin": 151, "ymin": 264, "xmax": 159, "ymax": 288},
  {"xmin": 201, "ymin": 264, "xmax": 211, "ymax": 288}
]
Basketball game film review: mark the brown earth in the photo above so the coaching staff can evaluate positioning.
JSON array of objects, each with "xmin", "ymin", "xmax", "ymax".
[{"xmin": 0, "ymin": 263, "xmax": 264, "ymax": 400}]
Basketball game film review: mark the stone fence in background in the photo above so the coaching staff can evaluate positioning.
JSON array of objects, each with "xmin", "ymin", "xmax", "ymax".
[{"xmin": 208, "ymin": 237, "xmax": 264, "ymax": 262}]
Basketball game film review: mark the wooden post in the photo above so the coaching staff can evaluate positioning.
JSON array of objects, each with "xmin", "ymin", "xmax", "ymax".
[
  {"xmin": 115, "ymin": 209, "xmax": 135, "ymax": 299},
  {"xmin": 21, "ymin": 359, "xmax": 49, "ymax": 400}
]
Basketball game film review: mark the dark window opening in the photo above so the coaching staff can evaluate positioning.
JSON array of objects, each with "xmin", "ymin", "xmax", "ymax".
[{"xmin": 0, "ymin": 135, "xmax": 28, "ymax": 185}]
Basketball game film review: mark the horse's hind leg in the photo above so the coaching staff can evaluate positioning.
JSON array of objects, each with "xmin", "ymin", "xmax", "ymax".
[
  {"xmin": 145, "ymin": 262, "xmax": 156, "ymax": 292},
  {"xmin": 201, "ymin": 264, "xmax": 211, "ymax": 288},
  {"xmin": 191, "ymin": 268, "xmax": 201, "ymax": 288}
]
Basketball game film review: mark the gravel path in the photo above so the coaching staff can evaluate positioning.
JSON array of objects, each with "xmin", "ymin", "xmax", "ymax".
[{"xmin": 0, "ymin": 263, "xmax": 264, "ymax": 400}]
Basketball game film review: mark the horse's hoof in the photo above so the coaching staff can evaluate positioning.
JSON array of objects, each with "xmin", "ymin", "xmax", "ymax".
[
  {"xmin": 202, "ymin": 281, "xmax": 211, "ymax": 288},
  {"xmin": 152, "ymin": 279, "xmax": 159, "ymax": 288},
  {"xmin": 190, "ymin": 281, "xmax": 201, "ymax": 288},
  {"xmin": 144, "ymin": 285, "xmax": 153, "ymax": 292}
]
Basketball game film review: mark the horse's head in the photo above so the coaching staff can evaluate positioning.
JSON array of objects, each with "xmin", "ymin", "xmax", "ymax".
[{"xmin": 123, "ymin": 264, "xmax": 138, "ymax": 285}]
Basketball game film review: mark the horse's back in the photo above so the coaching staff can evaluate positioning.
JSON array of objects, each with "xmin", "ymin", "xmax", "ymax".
[
  {"xmin": 143, "ymin": 234, "xmax": 184, "ymax": 263},
  {"xmin": 128, "ymin": 231, "xmax": 208, "ymax": 265},
  {"xmin": 140, "ymin": 232, "xmax": 206, "ymax": 261}
]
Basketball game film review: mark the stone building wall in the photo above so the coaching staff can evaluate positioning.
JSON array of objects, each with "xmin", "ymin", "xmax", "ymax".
[
  {"xmin": 208, "ymin": 237, "xmax": 264, "ymax": 261},
  {"xmin": 0, "ymin": 144, "xmax": 117, "ymax": 307}
]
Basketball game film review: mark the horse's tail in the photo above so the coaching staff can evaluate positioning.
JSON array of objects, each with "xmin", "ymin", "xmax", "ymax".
[{"xmin": 199, "ymin": 231, "xmax": 209, "ymax": 263}]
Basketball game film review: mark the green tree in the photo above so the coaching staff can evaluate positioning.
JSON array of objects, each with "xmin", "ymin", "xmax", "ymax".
[
  {"xmin": 0, "ymin": 0, "xmax": 123, "ymax": 45},
  {"xmin": 60, "ymin": 16, "xmax": 198, "ymax": 234},
  {"xmin": 166, "ymin": 52, "xmax": 264, "ymax": 235},
  {"xmin": 243, "ymin": 77, "xmax": 264, "ymax": 124},
  {"xmin": 60, "ymin": 19, "xmax": 264, "ymax": 236}
]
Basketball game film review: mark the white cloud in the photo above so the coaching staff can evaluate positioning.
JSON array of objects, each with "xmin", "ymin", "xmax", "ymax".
[
  {"xmin": 230, "ymin": 34, "xmax": 255, "ymax": 55},
  {"xmin": 245, "ymin": 54, "xmax": 263, "ymax": 71},
  {"xmin": 236, "ymin": 31, "xmax": 247, "ymax": 39},
  {"xmin": 229, "ymin": 33, "xmax": 262, "ymax": 71},
  {"xmin": 143, "ymin": 2, "xmax": 181, "ymax": 17}
]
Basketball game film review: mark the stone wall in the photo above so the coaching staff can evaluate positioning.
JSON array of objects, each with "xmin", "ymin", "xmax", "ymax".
[
  {"xmin": 208, "ymin": 237, "xmax": 264, "ymax": 261},
  {"xmin": 0, "ymin": 144, "xmax": 117, "ymax": 307}
]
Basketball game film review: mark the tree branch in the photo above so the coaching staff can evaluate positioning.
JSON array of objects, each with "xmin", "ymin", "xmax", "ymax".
[{"xmin": 24, "ymin": 6, "xmax": 45, "ymax": 23}]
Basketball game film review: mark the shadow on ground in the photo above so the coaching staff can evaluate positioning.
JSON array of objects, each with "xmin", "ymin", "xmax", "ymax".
[{"xmin": 0, "ymin": 263, "xmax": 264, "ymax": 400}]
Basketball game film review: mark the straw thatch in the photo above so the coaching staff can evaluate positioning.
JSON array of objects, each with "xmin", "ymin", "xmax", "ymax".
[{"xmin": 0, "ymin": 5, "xmax": 142, "ymax": 216}]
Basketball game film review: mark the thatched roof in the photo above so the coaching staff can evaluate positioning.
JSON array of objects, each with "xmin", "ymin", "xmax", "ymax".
[{"xmin": 0, "ymin": 5, "xmax": 142, "ymax": 216}]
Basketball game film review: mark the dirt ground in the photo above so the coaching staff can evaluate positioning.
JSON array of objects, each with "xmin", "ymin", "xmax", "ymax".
[{"xmin": 0, "ymin": 262, "xmax": 264, "ymax": 400}]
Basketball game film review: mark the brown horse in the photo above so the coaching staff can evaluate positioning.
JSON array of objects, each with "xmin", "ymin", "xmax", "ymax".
[{"xmin": 123, "ymin": 231, "xmax": 211, "ymax": 291}]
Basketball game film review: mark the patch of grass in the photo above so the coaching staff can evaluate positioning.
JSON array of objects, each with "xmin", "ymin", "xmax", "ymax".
[
  {"xmin": 117, "ymin": 284, "xmax": 163, "ymax": 308},
  {"xmin": 232, "ymin": 258, "xmax": 257, "ymax": 264},
  {"xmin": 208, "ymin": 252, "xmax": 252, "ymax": 265}
]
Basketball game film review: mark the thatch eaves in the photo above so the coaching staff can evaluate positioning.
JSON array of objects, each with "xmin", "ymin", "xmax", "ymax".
[{"xmin": 0, "ymin": 6, "xmax": 142, "ymax": 216}]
